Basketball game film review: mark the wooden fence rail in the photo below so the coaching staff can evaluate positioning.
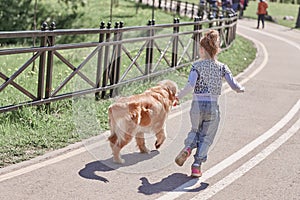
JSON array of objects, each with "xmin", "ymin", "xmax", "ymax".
[{"xmin": 0, "ymin": 11, "xmax": 238, "ymax": 113}]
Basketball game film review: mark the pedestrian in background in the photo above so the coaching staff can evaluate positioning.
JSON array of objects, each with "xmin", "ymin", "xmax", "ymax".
[
  {"xmin": 221, "ymin": 0, "xmax": 232, "ymax": 11},
  {"xmin": 257, "ymin": 0, "xmax": 268, "ymax": 29},
  {"xmin": 232, "ymin": 0, "xmax": 239, "ymax": 12},
  {"xmin": 198, "ymin": 0, "xmax": 206, "ymax": 18},
  {"xmin": 239, "ymin": 0, "xmax": 248, "ymax": 19},
  {"xmin": 208, "ymin": 0, "xmax": 218, "ymax": 17},
  {"xmin": 174, "ymin": 30, "xmax": 245, "ymax": 177}
]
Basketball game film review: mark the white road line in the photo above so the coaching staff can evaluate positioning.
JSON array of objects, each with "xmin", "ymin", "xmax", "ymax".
[
  {"xmin": 156, "ymin": 99, "xmax": 300, "ymax": 200},
  {"xmin": 239, "ymin": 24, "xmax": 300, "ymax": 51},
  {"xmin": 187, "ymin": 23, "xmax": 300, "ymax": 200},
  {"xmin": 0, "ymin": 147, "xmax": 84, "ymax": 182},
  {"xmin": 0, "ymin": 139, "xmax": 106, "ymax": 182},
  {"xmin": 157, "ymin": 23, "xmax": 300, "ymax": 200},
  {"xmin": 192, "ymin": 117, "xmax": 300, "ymax": 200}
]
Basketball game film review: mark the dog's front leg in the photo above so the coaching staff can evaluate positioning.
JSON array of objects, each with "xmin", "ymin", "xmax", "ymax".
[{"xmin": 155, "ymin": 127, "xmax": 166, "ymax": 149}]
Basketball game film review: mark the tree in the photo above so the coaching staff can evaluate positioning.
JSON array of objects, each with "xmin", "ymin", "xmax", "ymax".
[
  {"xmin": 0, "ymin": 0, "xmax": 86, "ymax": 44},
  {"xmin": 0, "ymin": 0, "xmax": 33, "ymax": 31}
]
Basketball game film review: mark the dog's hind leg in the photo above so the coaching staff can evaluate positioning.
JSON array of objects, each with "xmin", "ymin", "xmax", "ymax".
[
  {"xmin": 109, "ymin": 132, "xmax": 133, "ymax": 164},
  {"xmin": 111, "ymin": 145, "xmax": 125, "ymax": 164},
  {"xmin": 108, "ymin": 132, "xmax": 123, "ymax": 164},
  {"xmin": 135, "ymin": 132, "xmax": 150, "ymax": 153},
  {"xmin": 155, "ymin": 128, "xmax": 166, "ymax": 149}
]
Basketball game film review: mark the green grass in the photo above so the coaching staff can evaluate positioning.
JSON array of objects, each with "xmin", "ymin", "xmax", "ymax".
[
  {"xmin": 219, "ymin": 35, "xmax": 256, "ymax": 75},
  {"xmin": 67, "ymin": 0, "xmax": 188, "ymax": 27},
  {"xmin": 0, "ymin": 102, "xmax": 75, "ymax": 165},
  {"xmin": 0, "ymin": 0, "xmax": 256, "ymax": 167},
  {"xmin": 176, "ymin": 0, "xmax": 299, "ymax": 28}
]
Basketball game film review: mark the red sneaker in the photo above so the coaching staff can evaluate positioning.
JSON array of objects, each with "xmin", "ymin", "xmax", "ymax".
[
  {"xmin": 191, "ymin": 165, "xmax": 202, "ymax": 177},
  {"xmin": 175, "ymin": 147, "xmax": 191, "ymax": 166}
]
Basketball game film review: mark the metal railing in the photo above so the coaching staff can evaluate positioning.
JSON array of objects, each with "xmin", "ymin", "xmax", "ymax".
[{"xmin": 0, "ymin": 12, "xmax": 238, "ymax": 113}]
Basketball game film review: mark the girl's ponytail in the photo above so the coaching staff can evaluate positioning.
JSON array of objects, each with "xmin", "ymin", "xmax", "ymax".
[{"xmin": 200, "ymin": 30, "xmax": 220, "ymax": 59}]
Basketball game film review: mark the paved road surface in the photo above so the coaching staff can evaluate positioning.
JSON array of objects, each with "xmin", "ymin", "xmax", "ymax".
[{"xmin": 0, "ymin": 19, "xmax": 300, "ymax": 200}]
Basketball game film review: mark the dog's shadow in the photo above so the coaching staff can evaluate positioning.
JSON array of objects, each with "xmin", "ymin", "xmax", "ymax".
[
  {"xmin": 78, "ymin": 150, "xmax": 159, "ymax": 183},
  {"xmin": 138, "ymin": 173, "xmax": 209, "ymax": 195}
]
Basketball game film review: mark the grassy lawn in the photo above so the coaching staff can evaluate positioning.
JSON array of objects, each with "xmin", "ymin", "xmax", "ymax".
[
  {"xmin": 186, "ymin": 0, "xmax": 300, "ymax": 28},
  {"xmin": 243, "ymin": 1, "xmax": 300, "ymax": 28},
  {"xmin": 0, "ymin": 0, "xmax": 256, "ymax": 167}
]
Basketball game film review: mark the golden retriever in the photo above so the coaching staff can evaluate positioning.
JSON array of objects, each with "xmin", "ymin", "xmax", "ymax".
[{"xmin": 108, "ymin": 80, "xmax": 178, "ymax": 164}]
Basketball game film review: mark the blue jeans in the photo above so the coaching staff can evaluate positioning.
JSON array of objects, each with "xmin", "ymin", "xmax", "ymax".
[{"xmin": 184, "ymin": 101, "xmax": 220, "ymax": 165}]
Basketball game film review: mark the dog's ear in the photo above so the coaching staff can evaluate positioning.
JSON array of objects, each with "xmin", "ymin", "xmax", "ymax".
[
  {"xmin": 166, "ymin": 80, "xmax": 178, "ymax": 97},
  {"xmin": 165, "ymin": 84, "xmax": 177, "ymax": 103},
  {"xmin": 158, "ymin": 80, "xmax": 178, "ymax": 99}
]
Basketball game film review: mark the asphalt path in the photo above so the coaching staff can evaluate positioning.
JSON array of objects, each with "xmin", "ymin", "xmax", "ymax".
[{"xmin": 0, "ymin": 19, "xmax": 299, "ymax": 200}]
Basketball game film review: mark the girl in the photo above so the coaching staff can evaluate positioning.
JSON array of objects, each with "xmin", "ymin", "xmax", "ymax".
[{"xmin": 175, "ymin": 30, "xmax": 245, "ymax": 177}]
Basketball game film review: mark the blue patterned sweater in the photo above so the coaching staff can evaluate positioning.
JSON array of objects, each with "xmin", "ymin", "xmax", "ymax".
[{"xmin": 177, "ymin": 59, "xmax": 245, "ymax": 102}]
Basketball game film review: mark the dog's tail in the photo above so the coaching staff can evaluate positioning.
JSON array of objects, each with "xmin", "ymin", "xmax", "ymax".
[
  {"xmin": 108, "ymin": 101, "xmax": 145, "ymax": 144},
  {"xmin": 108, "ymin": 101, "xmax": 152, "ymax": 143}
]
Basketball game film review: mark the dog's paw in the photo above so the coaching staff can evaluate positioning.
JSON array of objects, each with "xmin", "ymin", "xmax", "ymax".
[
  {"xmin": 155, "ymin": 141, "xmax": 162, "ymax": 149},
  {"xmin": 113, "ymin": 157, "xmax": 125, "ymax": 164},
  {"xmin": 139, "ymin": 147, "xmax": 150, "ymax": 154}
]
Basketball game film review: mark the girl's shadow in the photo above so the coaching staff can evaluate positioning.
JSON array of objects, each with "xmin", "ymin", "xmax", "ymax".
[
  {"xmin": 138, "ymin": 173, "xmax": 209, "ymax": 195},
  {"xmin": 78, "ymin": 150, "xmax": 159, "ymax": 183}
]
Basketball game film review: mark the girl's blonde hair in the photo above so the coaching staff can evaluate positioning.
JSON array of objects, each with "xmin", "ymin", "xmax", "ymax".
[{"xmin": 200, "ymin": 30, "xmax": 220, "ymax": 59}]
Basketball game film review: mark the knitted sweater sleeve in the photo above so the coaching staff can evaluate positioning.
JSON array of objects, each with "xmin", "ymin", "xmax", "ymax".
[
  {"xmin": 177, "ymin": 69, "xmax": 198, "ymax": 99},
  {"xmin": 223, "ymin": 65, "xmax": 245, "ymax": 93}
]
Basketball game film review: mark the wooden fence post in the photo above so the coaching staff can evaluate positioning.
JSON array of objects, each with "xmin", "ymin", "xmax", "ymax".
[
  {"xmin": 193, "ymin": 17, "xmax": 201, "ymax": 60},
  {"xmin": 191, "ymin": 3, "xmax": 195, "ymax": 19},
  {"xmin": 110, "ymin": 21, "xmax": 123, "ymax": 97},
  {"xmin": 145, "ymin": 19, "xmax": 155, "ymax": 75},
  {"xmin": 172, "ymin": 18, "xmax": 179, "ymax": 67},
  {"xmin": 225, "ymin": 12, "xmax": 230, "ymax": 45},
  {"xmin": 101, "ymin": 22, "xmax": 112, "ymax": 99},
  {"xmin": 218, "ymin": 11, "xmax": 224, "ymax": 37},
  {"xmin": 115, "ymin": 21, "xmax": 123, "ymax": 96},
  {"xmin": 95, "ymin": 21, "xmax": 105, "ymax": 100},
  {"xmin": 208, "ymin": 11, "xmax": 214, "ymax": 28},
  {"xmin": 37, "ymin": 22, "xmax": 48, "ymax": 101},
  {"xmin": 45, "ymin": 22, "xmax": 56, "ymax": 109},
  {"xmin": 232, "ymin": 13, "xmax": 237, "ymax": 41}
]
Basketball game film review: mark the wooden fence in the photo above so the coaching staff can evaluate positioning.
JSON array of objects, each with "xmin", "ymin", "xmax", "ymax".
[{"xmin": 0, "ymin": 11, "xmax": 238, "ymax": 113}]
